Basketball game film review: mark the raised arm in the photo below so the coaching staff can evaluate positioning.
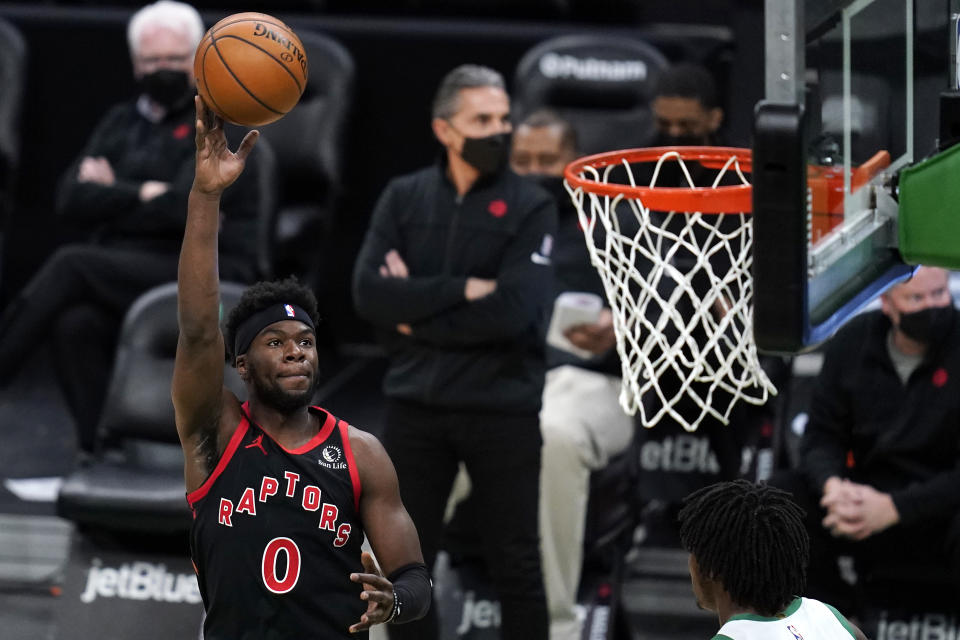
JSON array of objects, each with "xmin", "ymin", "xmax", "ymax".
[
  {"xmin": 172, "ymin": 96, "xmax": 258, "ymax": 492},
  {"xmin": 347, "ymin": 427, "xmax": 430, "ymax": 632}
]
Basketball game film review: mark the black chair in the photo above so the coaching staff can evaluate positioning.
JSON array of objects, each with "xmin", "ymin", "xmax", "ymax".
[
  {"xmin": 251, "ymin": 134, "xmax": 278, "ymax": 280},
  {"xmin": 513, "ymin": 34, "xmax": 669, "ymax": 155},
  {"xmin": 258, "ymin": 27, "xmax": 355, "ymax": 288},
  {"xmin": 56, "ymin": 281, "xmax": 247, "ymax": 534},
  {"xmin": 0, "ymin": 16, "xmax": 26, "ymax": 282}
]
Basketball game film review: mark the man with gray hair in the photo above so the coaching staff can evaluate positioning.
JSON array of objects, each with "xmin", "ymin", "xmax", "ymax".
[
  {"xmin": 0, "ymin": 0, "xmax": 263, "ymax": 453},
  {"xmin": 353, "ymin": 64, "xmax": 556, "ymax": 640}
]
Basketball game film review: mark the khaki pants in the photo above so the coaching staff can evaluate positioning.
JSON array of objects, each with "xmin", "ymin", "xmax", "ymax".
[{"xmin": 539, "ymin": 365, "xmax": 634, "ymax": 640}]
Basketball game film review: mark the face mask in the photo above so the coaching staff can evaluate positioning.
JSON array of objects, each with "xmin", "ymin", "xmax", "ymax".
[
  {"xmin": 460, "ymin": 132, "xmax": 510, "ymax": 175},
  {"xmin": 897, "ymin": 304, "xmax": 956, "ymax": 345},
  {"xmin": 531, "ymin": 174, "xmax": 564, "ymax": 195},
  {"xmin": 653, "ymin": 131, "xmax": 711, "ymax": 147},
  {"xmin": 139, "ymin": 70, "xmax": 192, "ymax": 110}
]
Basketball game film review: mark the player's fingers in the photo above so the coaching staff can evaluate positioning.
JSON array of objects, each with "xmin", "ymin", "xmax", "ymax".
[
  {"xmin": 360, "ymin": 552, "xmax": 381, "ymax": 576},
  {"xmin": 360, "ymin": 589, "xmax": 391, "ymax": 611},
  {"xmin": 348, "ymin": 614, "xmax": 372, "ymax": 633},
  {"xmin": 194, "ymin": 97, "xmax": 208, "ymax": 149},
  {"xmin": 235, "ymin": 130, "xmax": 260, "ymax": 161},
  {"xmin": 350, "ymin": 572, "xmax": 390, "ymax": 588}
]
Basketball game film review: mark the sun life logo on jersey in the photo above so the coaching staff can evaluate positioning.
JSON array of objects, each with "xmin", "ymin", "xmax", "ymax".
[{"xmin": 319, "ymin": 445, "xmax": 346, "ymax": 470}]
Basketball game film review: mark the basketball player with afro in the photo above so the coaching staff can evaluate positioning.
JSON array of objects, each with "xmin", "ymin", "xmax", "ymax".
[
  {"xmin": 678, "ymin": 480, "xmax": 868, "ymax": 640},
  {"xmin": 173, "ymin": 96, "xmax": 431, "ymax": 638}
]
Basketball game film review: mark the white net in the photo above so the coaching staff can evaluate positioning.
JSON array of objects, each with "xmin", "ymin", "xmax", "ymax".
[{"xmin": 565, "ymin": 149, "xmax": 776, "ymax": 432}]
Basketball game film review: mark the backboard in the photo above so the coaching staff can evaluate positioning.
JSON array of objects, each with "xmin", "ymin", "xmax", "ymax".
[{"xmin": 750, "ymin": 0, "xmax": 954, "ymax": 353}]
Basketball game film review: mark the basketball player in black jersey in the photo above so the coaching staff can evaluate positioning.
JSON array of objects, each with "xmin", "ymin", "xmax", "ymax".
[{"xmin": 173, "ymin": 96, "xmax": 431, "ymax": 639}]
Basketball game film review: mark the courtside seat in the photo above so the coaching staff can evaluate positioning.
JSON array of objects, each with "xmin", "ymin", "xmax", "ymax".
[
  {"xmin": 56, "ymin": 281, "xmax": 247, "ymax": 534},
  {"xmin": 258, "ymin": 27, "xmax": 355, "ymax": 288},
  {"xmin": 513, "ymin": 34, "xmax": 669, "ymax": 155}
]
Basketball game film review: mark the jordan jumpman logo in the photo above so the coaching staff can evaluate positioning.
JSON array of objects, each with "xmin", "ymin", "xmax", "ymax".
[{"xmin": 245, "ymin": 434, "xmax": 267, "ymax": 456}]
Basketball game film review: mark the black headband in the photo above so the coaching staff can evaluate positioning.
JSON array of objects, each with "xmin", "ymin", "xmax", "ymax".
[{"xmin": 234, "ymin": 303, "xmax": 316, "ymax": 359}]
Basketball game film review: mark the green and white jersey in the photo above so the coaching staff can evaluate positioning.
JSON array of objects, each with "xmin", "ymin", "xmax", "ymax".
[{"xmin": 714, "ymin": 597, "xmax": 857, "ymax": 640}]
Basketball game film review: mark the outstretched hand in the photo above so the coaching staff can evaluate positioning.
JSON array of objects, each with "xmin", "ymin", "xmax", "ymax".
[
  {"xmin": 193, "ymin": 95, "xmax": 259, "ymax": 195},
  {"xmin": 348, "ymin": 552, "xmax": 396, "ymax": 633}
]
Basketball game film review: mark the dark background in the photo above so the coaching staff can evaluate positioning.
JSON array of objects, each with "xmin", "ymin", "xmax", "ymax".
[{"xmin": 0, "ymin": 0, "xmax": 770, "ymax": 344}]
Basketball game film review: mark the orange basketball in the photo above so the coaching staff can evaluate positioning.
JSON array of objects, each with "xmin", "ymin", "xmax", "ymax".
[{"xmin": 194, "ymin": 12, "xmax": 308, "ymax": 127}]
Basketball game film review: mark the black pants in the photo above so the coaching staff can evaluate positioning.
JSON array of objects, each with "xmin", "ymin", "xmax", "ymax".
[
  {"xmin": 382, "ymin": 398, "xmax": 548, "ymax": 640},
  {"xmin": 771, "ymin": 469, "xmax": 960, "ymax": 612},
  {"xmin": 0, "ymin": 244, "xmax": 250, "ymax": 451}
]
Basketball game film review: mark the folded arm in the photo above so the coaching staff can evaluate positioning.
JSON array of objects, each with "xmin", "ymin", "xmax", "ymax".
[
  {"xmin": 408, "ymin": 199, "xmax": 557, "ymax": 346},
  {"xmin": 353, "ymin": 182, "xmax": 468, "ymax": 325}
]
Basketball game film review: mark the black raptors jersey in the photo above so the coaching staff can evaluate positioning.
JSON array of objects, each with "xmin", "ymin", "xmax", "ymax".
[{"xmin": 188, "ymin": 404, "xmax": 366, "ymax": 639}]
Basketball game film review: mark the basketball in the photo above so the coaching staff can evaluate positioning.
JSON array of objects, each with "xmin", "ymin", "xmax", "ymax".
[{"xmin": 194, "ymin": 12, "xmax": 308, "ymax": 127}]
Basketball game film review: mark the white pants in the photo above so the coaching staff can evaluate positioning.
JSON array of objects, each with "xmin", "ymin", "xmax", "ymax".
[{"xmin": 539, "ymin": 365, "xmax": 634, "ymax": 640}]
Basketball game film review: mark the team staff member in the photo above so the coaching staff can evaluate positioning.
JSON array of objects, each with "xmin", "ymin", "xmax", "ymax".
[
  {"xmin": 0, "ymin": 0, "xmax": 262, "ymax": 452},
  {"xmin": 353, "ymin": 64, "xmax": 556, "ymax": 640},
  {"xmin": 176, "ymin": 96, "xmax": 430, "ymax": 639},
  {"xmin": 791, "ymin": 266, "xmax": 960, "ymax": 603}
]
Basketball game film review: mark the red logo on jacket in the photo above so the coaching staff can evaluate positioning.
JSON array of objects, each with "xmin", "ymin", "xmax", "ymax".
[
  {"xmin": 933, "ymin": 367, "xmax": 949, "ymax": 388},
  {"xmin": 488, "ymin": 199, "xmax": 508, "ymax": 218},
  {"xmin": 173, "ymin": 124, "xmax": 191, "ymax": 140}
]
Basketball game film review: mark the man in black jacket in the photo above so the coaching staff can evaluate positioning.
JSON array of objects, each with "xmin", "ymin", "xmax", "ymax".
[
  {"xmin": 0, "ymin": 0, "xmax": 262, "ymax": 452},
  {"xmin": 785, "ymin": 265, "xmax": 960, "ymax": 605},
  {"xmin": 352, "ymin": 64, "xmax": 556, "ymax": 640}
]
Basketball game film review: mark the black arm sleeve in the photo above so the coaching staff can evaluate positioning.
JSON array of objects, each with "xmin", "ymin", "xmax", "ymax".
[{"xmin": 386, "ymin": 562, "xmax": 432, "ymax": 625}]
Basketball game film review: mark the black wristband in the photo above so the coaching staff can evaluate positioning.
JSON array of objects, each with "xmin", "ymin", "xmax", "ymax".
[{"xmin": 386, "ymin": 562, "xmax": 431, "ymax": 624}]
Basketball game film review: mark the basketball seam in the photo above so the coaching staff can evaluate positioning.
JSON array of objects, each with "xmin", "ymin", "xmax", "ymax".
[
  {"xmin": 208, "ymin": 17, "xmax": 306, "ymax": 74},
  {"xmin": 209, "ymin": 34, "xmax": 304, "ymax": 116},
  {"xmin": 210, "ymin": 16, "xmax": 290, "ymax": 36},
  {"xmin": 200, "ymin": 41, "xmax": 241, "ymax": 125},
  {"xmin": 215, "ymin": 34, "xmax": 304, "ymax": 94}
]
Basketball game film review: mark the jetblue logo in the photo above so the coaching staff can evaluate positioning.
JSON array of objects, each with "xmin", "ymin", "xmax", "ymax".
[{"xmin": 80, "ymin": 560, "xmax": 201, "ymax": 604}]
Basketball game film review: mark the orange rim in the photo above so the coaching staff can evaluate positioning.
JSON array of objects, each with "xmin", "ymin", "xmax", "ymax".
[{"xmin": 563, "ymin": 146, "xmax": 753, "ymax": 214}]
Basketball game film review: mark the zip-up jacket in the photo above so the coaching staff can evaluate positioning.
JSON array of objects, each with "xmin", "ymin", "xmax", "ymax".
[
  {"xmin": 353, "ymin": 161, "xmax": 557, "ymax": 413},
  {"xmin": 801, "ymin": 310, "xmax": 960, "ymax": 526}
]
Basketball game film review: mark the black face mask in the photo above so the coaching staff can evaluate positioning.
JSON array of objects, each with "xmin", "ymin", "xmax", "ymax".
[
  {"xmin": 139, "ymin": 70, "xmax": 192, "ymax": 110},
  {"xmin": 897, "ymin": 304, "xmax": 956, "ymax": 345},
  {"xmin": 531, "ymin": 174, "xmax": 567, "ymax": 201},
  {"xmin": 460, "ymin": 132, "xmax": 510, "ymax": 175},
  {"xmin": 652, "ymin": 131, "xmax": 711, "ymax": 148}
]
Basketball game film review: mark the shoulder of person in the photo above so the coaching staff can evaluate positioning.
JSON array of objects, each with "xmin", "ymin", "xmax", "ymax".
[
  {"xmin": 343, "ymin": 423, "xmax": 386, "ymax": 461},
  {"xmin": 830, "ymin": 310, "xmax": 885, "ymax": 347},
  {"xmin": 95, "ymin": 100, "xmax": 141, "ymax": 127},
  {"xmin": 388, "ymin": 165, "xmax": 440, "ymax": 193}
]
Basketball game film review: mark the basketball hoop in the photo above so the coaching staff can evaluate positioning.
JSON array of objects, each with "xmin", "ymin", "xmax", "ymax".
[{"xmin": 563, "ymin": 146, "xmax": 776, "ymax": 432}]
